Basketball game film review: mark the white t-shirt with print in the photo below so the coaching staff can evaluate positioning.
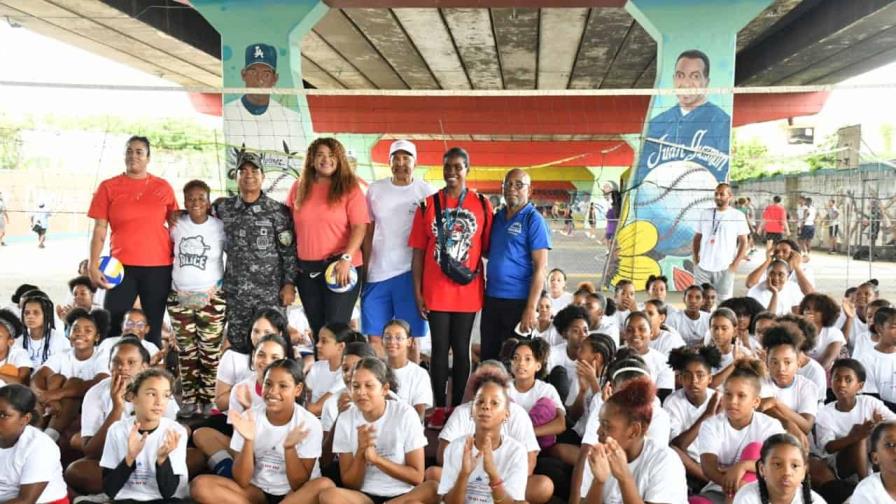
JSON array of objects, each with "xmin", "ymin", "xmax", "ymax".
[
  {"xmin": 392, "ymin": 361, "xmax": 434, "ymax": 410},
  {"xmin": 231, "ymin": 403, "xmax": 323, "ymax": 496},
  {"xmin": 809, "ymin": 326, "xmax": 846, "ymax": 361},
  {"xmin": 438, "ymin": 435, "xmax": 528, "ymax": 502},
  {"xmin": 851, "ymin": 472, "xmax": 896, "ymax": 503},
  {"xmin": 746, "ymin": 281, "xmax": 804, "ymax": 316},
  {"xmin": 696, "ymin": 207, "xmax": 750, "ymax": 272},
  {"xmin": 306, "ymin": 360, "xmax": 342, "ymax": 403},
  {"xmin": 0, "ymin": 426, "xmax": 67, "ymax": 503},
  {"xmin": 14, "ymin": 329, "xmax": 70, "ymax": 368},
  {"xmin": 440, "ymin": 401, "xmax": 540, "ymax": 453},
  {"xmin": 170, "ymin": 214, "xmax": 225, "ymax": 292},
  {"xmin": 862, "ymin": 348, "xmax": 896, "ymax": 402},
  {"xmin": 664, "ymin": 388, "xmax": 717, "ymax": 461},
  {"xmin": 579, "ymin": 438, "xmax": 687, "ymax": 504},
  {"xmin": 510, "ymin": 380, "xmax": 565, "ymax": 414},
  {"xmin": 366, "ymin": 178, "xmax": 436, "ymax": 283},
  {"xmin": 797, "ymin": 359, "xmax": 827, "ymax": 404},
  {"xmin": 814, "ymin": 396, "xmax": 896, "ymax": 455},
  {"xmin": 332, "ymin": 400, "xmax": 428, "ymax": 497},
  {"xmin": 732, "ymin": 481, "xmax": 823, "ymax": 504},
  {"xmin": 667, "ymin": 310, "xmax": 710, "ymax": 347},
  {"xmin": 81, "ymin": 376, "xmax": 179, "ymax": 437},
  {"xmin": 215, "ymin": 349, "xmax": 252, "ymax": 387},
  {"xmin": 650, "ymin": 329, "xmax": 687, "ymax": 356},
  {"xmin": 582, "ymin": 395, "xmax": 670, "ymax": 447},
  {"xmin": 95, "ymin": 337, "xmax": 160, "ymax": 374},
  {"xmin": 100, "ymin": 416, "xmax": 189, "ymax": 501},
  {"xmin": 696, "ymin": 412, "xmax": 785, "ymax": 493},
  {"xmin": 41, "ymin": 348, "xmax": 104, "ymax": 380},
  {"xmin": 761, "ymin": 375, "xmax": 819, "ymax": 416}
]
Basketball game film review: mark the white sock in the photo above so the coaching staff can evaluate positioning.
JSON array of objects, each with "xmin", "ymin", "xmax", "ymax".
[{"xmin": 208, "ymin": 449, "xmax": 232, "ymax": 471}]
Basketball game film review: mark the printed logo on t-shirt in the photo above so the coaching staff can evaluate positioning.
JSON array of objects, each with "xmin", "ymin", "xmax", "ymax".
[
  {"xmin": 508, "ymin": 221, "xmax": 523, "ymax": 236},
  {"xmin": 178, "ymin": 236, "xmax": 211, "ymax": 270},
  {"xmin": 432, "ymin": 208, "xmax": 478, "ymax": 264}
]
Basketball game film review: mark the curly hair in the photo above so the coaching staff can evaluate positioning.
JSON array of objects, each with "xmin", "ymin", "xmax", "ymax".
[
  {"xmin": 668, "ymin": 345, "xmax": 722, "ymax": 373},
  {"xmin": 798, "ymin": 293, "xmax": 840, "ymax": 328},
  {"xmin": 553, "ymin": 305, "xmax": 589, "ymax": 335},
  {"xmin": 605, "ymin": 376, "xmax": 655, "ymax": 428},
  {"xmin": 511, "ymin": 338, "xmax": 551, "ymax": 380},
  {"xmin": 294, "ymin": 137, "xmax": 359, "ymax": 207},
  {"xmin": 776, "ymin": 314, "xmax": 817, "ymax": 353},
  {"xmin": 726, "ymin": 358, "xmax": 767, "ymax": 393}
]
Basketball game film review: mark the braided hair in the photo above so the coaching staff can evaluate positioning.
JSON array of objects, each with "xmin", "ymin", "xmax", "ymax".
[
  {"xmin": 20, "ymin": 290, "xmax": 55, "ymax": 365},
  {"xmin": 581, "ymin": 333, "xmax": 617, "ymax": 385},
  {"xmin": 756, "ymin": 433, "xmax": 813, "ymax": 504}
]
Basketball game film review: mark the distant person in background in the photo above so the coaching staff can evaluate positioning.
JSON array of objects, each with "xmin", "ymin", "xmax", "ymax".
[
  {"xmin": 760, "ymin": 195, "xmax": 789, "ymax": 243},
  {"xmin": 799, "ymin": 197, "xmax": 817, "ymax": 255},
  {"xmin": 603, "ymin": 181, "xmax": 622, "ymax": 247},
  {"xmin": 87, "ymin": 136, "xmax": 178, "ymax": 348},
  {"xmin": 826, "ymin": 198, "xmax": 841, "ymax": 253},
  {"xmin": 30, "ymin": 202, "xmax": 50, "ymax": 249},
  {"xmin": 0, "ymin": 191, "xmax": 8, "ymax": 245}
]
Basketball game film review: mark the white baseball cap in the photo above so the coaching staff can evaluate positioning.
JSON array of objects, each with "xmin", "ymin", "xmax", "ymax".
[{"xmin": 389, "ymin": 139, "xmax": 417, "ymax": 159}]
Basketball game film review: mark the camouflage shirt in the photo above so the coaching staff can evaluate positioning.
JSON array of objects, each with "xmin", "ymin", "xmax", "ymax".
[{"xmin": 212, "ymin": 192, "xmax": 298, "ymax": 295}]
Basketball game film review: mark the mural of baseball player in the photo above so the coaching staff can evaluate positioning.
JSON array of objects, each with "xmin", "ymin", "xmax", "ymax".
[{"xmin": 223, "ymin": 43, "xmax": 306, "ymax": 200}]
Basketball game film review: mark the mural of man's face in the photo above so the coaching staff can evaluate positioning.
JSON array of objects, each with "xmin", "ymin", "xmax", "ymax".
[
  {"xmin": 673, "ymin": 56, "xmax": 709, "ymax": 112},
  {"xmin": 241, "ymin": 63, "xmax": 278, "ymax": 106}
]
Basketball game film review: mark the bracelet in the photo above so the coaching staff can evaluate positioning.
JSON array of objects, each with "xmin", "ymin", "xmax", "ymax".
[{"xmin": 489, "ymin": 478, "xmax": 504, "ymax": 489}]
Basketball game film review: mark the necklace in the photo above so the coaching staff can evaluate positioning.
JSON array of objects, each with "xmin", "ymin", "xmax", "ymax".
[{"xmin": 126, "ymin": 172, "xmax": 151, "ymax": 201}]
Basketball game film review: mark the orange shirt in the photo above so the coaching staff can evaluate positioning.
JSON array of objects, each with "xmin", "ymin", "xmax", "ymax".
[
  {"xmin": 87, "ymin": 174, "xmax": 177, "ymax": 266},
  {"xmin": 286, "ymin": 180, "xmax": 370, "ymax": 266},
  {"xmin": 408, "ymin": 190, "xmax": 492, "ymax": 313}
]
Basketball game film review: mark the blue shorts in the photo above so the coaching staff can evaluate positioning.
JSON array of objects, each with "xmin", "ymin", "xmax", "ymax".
[{"xmin": 361, "ymin": 271, "xmax": 429, "ymax": 337}]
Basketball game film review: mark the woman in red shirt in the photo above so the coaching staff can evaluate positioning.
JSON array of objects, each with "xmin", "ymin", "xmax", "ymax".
[
  {"xmin": 409, "ymin": 147, "xmax": 493, "ymax": 407},
  {"xmin": 87, "ymin": 136, "xmax": 177, "ymax": 347},
  {"xmin": 287, "ymin": 138, "xmax": 370, "ymax": 339}
]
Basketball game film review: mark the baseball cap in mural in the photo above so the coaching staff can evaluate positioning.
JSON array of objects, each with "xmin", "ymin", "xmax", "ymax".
[
  {"xmin": 237, "ymin": 152, "xmax": 264, "ymax": 171},
  {"xmin": 389, "ymin": 139, "xmax": 417, "ymax": 159},
  {"xmin": 245, "ymin": 43, "xmax": 277, "ymax": 70}
]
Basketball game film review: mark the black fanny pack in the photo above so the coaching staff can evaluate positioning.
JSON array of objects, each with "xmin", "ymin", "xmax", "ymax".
[{"xmin": 432, "ymin": 190, "xmax": 488, "ymax": 286}]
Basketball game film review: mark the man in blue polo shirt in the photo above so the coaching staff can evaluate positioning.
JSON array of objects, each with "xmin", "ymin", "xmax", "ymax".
[{"xmin": 480, "ymin": 168, "xmax": 551, "ymax": 361}]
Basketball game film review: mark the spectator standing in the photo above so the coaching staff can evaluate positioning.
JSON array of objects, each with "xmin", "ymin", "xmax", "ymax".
[
  {"xmin": 760, "ymin": 195, "xmax": 789, "ymax": 243},
  {"xmin": 361, "ymin": 140, "xmax": 434, "ymax": 359},
  {"xmin": 692, "ymin": 183, "xmax": 750, "ymax": 302},
  {"xmin": 287, "ymin": 137, "xmax": 370, "ymax": 340},
  {"xmin": 826, "ymin": 198, "xmax": 841, "ymax": 253},
  {"xmin": 799, "ymin": 197, "xmax": 817, "ymax": 255},
  {"xmin": 410, "ymin": 147, "xmax": 493, "ymax": 407},
  {"xmin": 0, "ymin": 191, "xmax": 8, "ymax": 246},
  {"xmin": 30, "ymin": 202, "xmax": 50, "ymax": 249},
  {"xmin": 480, "ymin": 168, "xmax": 550, "ymax": 361},
  {"xmin": 87, "ymin": 136, "xmax": 178, "ymax": 347}
]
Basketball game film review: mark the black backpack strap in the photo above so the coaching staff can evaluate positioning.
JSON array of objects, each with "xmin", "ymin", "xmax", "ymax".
[
  {"xmin": 432, "ymin": 191, "xmax": 446, "ymax": 253},
  {"xmin": 477, "ymin": 192, "xmax": 490, "ymax": 231}
]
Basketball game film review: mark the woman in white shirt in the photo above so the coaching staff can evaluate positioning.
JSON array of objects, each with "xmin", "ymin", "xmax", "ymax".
[
  {"xmin": 383, "ymin": 320, "xmax": 433, "ymax": 420},
  {"xmin": 580, "ymin": 376, "xmax": 687, "ymax": 504},
  {"xmin": 321, "ymin": 357, "xmax": 427, "ymax": 503},
  {"xmin": 167, "ymin": 180, "xmax": 227, "ymax": 418},
  {"xmin": 732, "ymin": 433, "xmax": 824, "ymax": 503},
  {"xmin": 746, "ymin": 260, "xmax": 811, "ymax": 316},
  {"xmin": 191, "ymin": 359, "xmax": 332, "ymax": 504},
  {"xmin": 546, "ymin": 269, "xmax": 574, "ymax": 314},
  {"xmin": 438, "ymin": 375, "xmax": 528, "ymax": 504},
  {"xmin": 0, "ymin": 384, "xmax": 67, "ymax": 504}
]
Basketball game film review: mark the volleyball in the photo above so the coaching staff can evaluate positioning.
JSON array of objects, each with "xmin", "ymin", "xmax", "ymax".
[
  {"xmin": 98, "ymin": 255, "xmax": 124, "ymax": 288},
  {"xmin": 324, "ymin": 261, "xmax": 358, "ymax": 293}
]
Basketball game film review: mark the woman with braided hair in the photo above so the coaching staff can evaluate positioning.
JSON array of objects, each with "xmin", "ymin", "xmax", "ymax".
[
  {"xmin": 732, "ymin": 433, "xmax": 823, "ymax": 503},
  {"xmin": 15, "ymin": 290, "xmax": 68, "ymax": 369}
]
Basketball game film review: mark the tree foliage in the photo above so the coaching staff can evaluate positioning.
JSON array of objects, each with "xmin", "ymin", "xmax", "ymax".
[{"xmin": 729, "ymin": 134, "xmax": 769, "ymax": 181}]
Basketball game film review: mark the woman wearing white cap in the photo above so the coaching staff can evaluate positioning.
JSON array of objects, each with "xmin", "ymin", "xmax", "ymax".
[{"xmin": 361, "ymin": 140, "xmax": 435, "ymax": 359}]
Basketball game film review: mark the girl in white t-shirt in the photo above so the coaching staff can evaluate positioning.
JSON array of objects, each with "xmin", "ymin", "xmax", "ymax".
[
  {"xmin": 100, "ymin": 369, "xmax": 189, "ymax": 501},
  {"xmin": 32, "ymin": 308, "xmax": 109, "ymax": 442},
  {"xmin": 438, "ymin": 376, "xmax": 529, "ymax": 504},
  {"xmin": 758, "ymin": 326, "xmax": 820, "ymax": 445},
  {"xmin": 321, "ymin": 357, "xmax": 428, "ymax": 503},
  {"xmin": 709, "ymin": 308, "xmax": 755, "ymax": 388},
  {"xmin": 16, "ymin": 291, "xmax": 69, "ymax": 369},
  {"xmin": 775, "ymin": 314, "xmax": 828, "ymax": 404},
  {"xmin": 841, "ymin": 280, "xmax": 878, "ymax": 354},
  {"xmin": 613, "ymin": 280, "xmax": 637, "ymax": 328},
  {"xmin": 306, "ymin": 322, "xmax": 358, "ymax": 417},
  {"xmin": 668, "ymin": 285, "xmax": 711, "ymax": 347},
  {"xmin": 702, "ymin": 283, "xmax": 719, "ymax": 313},
  {"xmin": 546, "ymin": 268, "xmax": 574, "ymax": 315},
  {"xmin": 733, "ymin": 433, "xmax": 823, "ymax": 504},
  {"xmin": 798, "ymin": 293, "xmax": 845, "ymax": 369},
  {"xmin": 534, "ymin": 294, "xmax": 562, "ymax": 346},
  {"xmin": 646, "ymin": 274, "xmax": 669, "ymax": 303},
  {"xmin": 696, "ymin": 359, "xmax": 785, "ymax": 502},
  {"xmin": 622, "ymin": 311, "xmax": 675, "ymax": 394},
  {"xmin": 321, "ymin": 342, "xmax": 378, "ymax": 467},
  {"xmin": 665, "ymin": 345, "xmax": 722, "ymax": 487},
  {"xmin": 383, "ymin": 320, "xmax": 433, "ymax": 419},
  {"xmin": 0, "ymin": 309, "xmax": 30, "ymax": 384},
  {"xmin": 0, "ymin": 384, "xmax": 67, "ymax": 504},
  {"xmin": 746, "ymin": 260, "xmax": 808, "ymax": 316},
  {"xmin": 194, "ymin": 334, "xmax": 292, "ymax": 477},
  {"xmin": 852, "ymin": 421, "xmax": 896, "ymax": 503},
  {"xmin": 191, "ymin": 359, "xmax": 333, "ymax": 504},
  {"xmin": 214, "ymin": 308, "xmax": 288, "ymax": 413},
  {"xmin": 851, "ymin": 299, "xmax": 892, "ymax": 361},
  {"xmin": 509, "ymin": 338, "xmax": 565, "ymax": 448},
  {"xmin": 644, "ymin": 299, "xmax": 687, "ymax": 357},
  {"xmin": 580, "ymin": 377, "xmax": 688, "ymax": 503},
  {"xmin": 860, "ymin": 307, "xmax": 896, "ymax": 405}
]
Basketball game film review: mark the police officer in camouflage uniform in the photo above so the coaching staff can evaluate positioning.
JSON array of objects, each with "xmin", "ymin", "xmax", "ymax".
[{"xmin": 213, "ymin": 152, "xmax": 299, "ymax": 353}]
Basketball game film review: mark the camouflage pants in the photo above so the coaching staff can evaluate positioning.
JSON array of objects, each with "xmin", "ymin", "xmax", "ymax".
[{"xmin": 166, "ymin": 289, "xmax": 226, "ymax": 405}]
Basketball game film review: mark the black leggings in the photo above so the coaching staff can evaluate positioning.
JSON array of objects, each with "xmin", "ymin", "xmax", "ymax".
[
  {"xmin": 295, "ymin": 268, "xmax": 361, "ymax": 339},
  {"xmin": 428, "ymin": 310, "xmax": 476, "ymax": 407},
  {"xmin": 104, "ymin": 265, "xmax": 172, "ymax": 347}
]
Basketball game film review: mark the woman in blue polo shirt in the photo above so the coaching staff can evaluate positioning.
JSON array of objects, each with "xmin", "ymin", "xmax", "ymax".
[{"xmin": 480, "ymin": 168, "xmax": 551, "ymax": 361}]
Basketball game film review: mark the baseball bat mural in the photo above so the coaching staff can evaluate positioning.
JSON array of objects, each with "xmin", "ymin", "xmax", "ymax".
[{"xmin": 610, "ymin": 0, "xmax": 771, "ymax": 290}]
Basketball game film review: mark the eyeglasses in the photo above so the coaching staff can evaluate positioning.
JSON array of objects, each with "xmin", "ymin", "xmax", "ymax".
[
  {"xmin": 123, "ymin": 320, "xmax": 147, "ymax": 329},
  {"xmin": 503, "ymin": 181, "xmax": 529, "ymax": 190}
]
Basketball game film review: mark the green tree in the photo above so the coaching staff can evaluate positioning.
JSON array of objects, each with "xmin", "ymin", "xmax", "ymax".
[{"xmin": 730, "ymin": 135, "xmax": 769, "ymax": 180}]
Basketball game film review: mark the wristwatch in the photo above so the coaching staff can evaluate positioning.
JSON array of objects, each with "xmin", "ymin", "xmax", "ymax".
[{"xmin": 339, "ymin": 253, "xmax": 352, "ymax": 262}]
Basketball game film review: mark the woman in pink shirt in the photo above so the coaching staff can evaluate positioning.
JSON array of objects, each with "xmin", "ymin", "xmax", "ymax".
[{"xmin": 287, "ymin": 138, "xmax": 370, "ymax": 339}]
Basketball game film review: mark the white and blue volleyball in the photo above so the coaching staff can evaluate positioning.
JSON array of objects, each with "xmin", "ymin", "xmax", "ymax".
[
  {"xmin": 324, "ymin": 261, "xmax": 358, "ymax": 293},
  {"xmin": 98, "ymin": 256, "xmax": 125, "ymax": 288}
]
